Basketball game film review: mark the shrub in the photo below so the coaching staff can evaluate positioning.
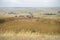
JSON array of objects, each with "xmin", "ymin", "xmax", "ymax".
[
  {"xmin": 0, "ymin": 19, "xmax": 5, "ymax": 24},
  {"xmin": 44, "ymin": 13, "xmax": 56, "ymax": 15},
  {"xmin": 58, "ymin": 11, "xmax": 60, "ymax": 13}
]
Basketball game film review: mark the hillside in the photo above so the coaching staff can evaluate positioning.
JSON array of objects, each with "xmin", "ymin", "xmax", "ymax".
[{"xmin": 0, "ymin": 17, "xmax": 60, "ymax": 34}]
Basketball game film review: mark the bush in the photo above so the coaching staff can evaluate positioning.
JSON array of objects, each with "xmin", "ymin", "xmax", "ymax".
[
  {"xmin": 44, "ymin": 13, "xmax": 56, "ymax": 15},
  {"xmin": 58, "ymin": 11, "xmax": 60, "ymax": 13},
  {"xmin": 31, "ymin": 30, "xmax": 36, "ymax": 33},
  {"xmin": 0, "ymin": 19, "xmax": 5, "ymax": 24}
]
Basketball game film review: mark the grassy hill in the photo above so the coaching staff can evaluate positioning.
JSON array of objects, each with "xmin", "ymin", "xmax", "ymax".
[{"xmin": 0, "ymin": 17, "xmax": 60, "ymax": 34}]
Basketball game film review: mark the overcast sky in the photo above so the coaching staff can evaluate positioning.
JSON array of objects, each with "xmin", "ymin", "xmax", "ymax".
[{"xmin": 0, "ymin": 0, "xmax": 60, "ymax": 7}]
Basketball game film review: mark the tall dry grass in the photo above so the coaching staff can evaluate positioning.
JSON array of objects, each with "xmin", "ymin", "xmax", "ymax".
[{"xmin": 0, "ymin": 17, "xmax": 60, "ymax": 34}]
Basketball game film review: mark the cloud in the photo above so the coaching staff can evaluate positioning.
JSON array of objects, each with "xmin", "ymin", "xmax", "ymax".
[{"xmin": 0, "ymin": 0, "xmax": 60, "ymax": 7}]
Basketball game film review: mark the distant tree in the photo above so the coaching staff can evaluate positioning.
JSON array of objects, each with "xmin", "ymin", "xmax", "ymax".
[
  {"xmin": 15, "ymin": 15, "xmax": 17, "ymax": 17},
  {"xmin": 8, "ymin": 12, "xmax": 16, "ymax": 14},
  {"xmin": 28, "ymin": 12, "xmax": 33, "ymax": 18},
  {"xmin": 58, "ymin": 11, "xmax": 60, "ymax": 13},
  {"xmin": 26, "ymin": 15, "xmax": 31, "ymax": 18},
  {"xmin": 19, "ymin": 15, "xmax": 25, "ymax": 18},
  {"xmin": 44, "ymin": 13, "xmax": 56, "ymax": 15}
]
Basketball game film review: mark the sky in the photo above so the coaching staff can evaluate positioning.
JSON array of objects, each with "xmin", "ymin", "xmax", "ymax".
[{"xmin": 0, "ymin": 0, "xmax": 60, "ymax": 7}]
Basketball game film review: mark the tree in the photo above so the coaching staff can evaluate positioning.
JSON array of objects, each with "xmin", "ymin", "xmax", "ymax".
[
  {"xmin": 8, "ymin": 12, "xmax": 16, "ymax": 14},
  {"xmin": 58, "ymin": 11, "xmax": 60, "ymax": 13},
  {"xmin": 15, "ymin": 15, "xmax": 17, "ymax": 17},
  {"xmin": 28, "ymin": 12, "xmax": 33, "ymax": 18}
]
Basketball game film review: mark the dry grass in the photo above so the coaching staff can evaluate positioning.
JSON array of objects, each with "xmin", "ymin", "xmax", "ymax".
[
  {"xmin": 0, "ymin": 8, "xmax": 60, "ymax": 40},
  {"xmin": 0, "ymin": 17, "xmax": 60, "ymax": 40},
  {"xmin": 0, "ymin": 32, "xmax": 60, "ymax": 40},
  {"xmin": 0, "ymin": 17, "xmax": 60, "ymax": 34}
]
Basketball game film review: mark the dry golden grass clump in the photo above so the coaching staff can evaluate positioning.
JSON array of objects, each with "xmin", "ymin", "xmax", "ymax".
[{"xmin": 0, "ymin": 17, "xmax": 60, "ymax": 34}]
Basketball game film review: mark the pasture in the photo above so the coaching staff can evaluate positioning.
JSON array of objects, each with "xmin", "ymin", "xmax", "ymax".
[{"xmin": 0, "ymin": 8, "xmax": 60, "ymax": 40}]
